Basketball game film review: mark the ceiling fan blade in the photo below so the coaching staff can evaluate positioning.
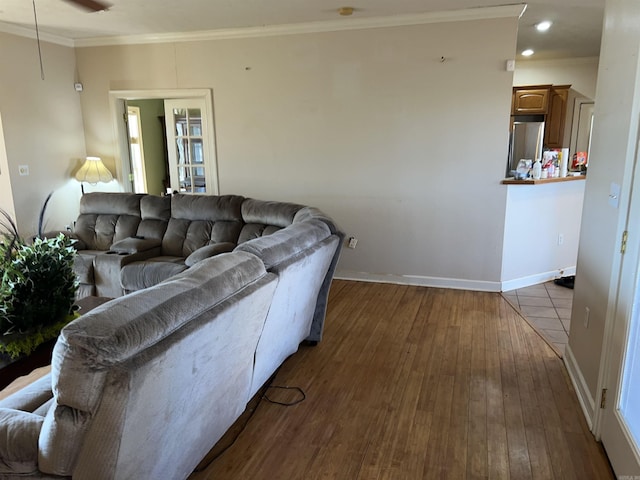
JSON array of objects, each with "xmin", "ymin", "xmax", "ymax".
[{"xmin": 64, "ymin": 0, "xmax": 110, "ymax": 12}]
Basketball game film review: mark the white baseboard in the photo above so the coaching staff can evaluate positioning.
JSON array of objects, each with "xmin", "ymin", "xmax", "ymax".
[
  {"xmin": 563, "ymin": 344, "xmax": 596, "ymax": 431},
  {"xmin": 334, "ymin": 270, "xmax": 502, "ymax": 292},
  {"xmin": 335, "ymin": 266, "xmax": 577, "ymax": 293},
  {"xmin": 500, "ymin": 266, "xmax": 576, "ymax": 292}
]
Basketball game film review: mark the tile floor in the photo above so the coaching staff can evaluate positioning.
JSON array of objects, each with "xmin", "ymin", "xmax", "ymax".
[{"xmin": 503, "ymin": 281, "xmax": 574, "ymax": 356}]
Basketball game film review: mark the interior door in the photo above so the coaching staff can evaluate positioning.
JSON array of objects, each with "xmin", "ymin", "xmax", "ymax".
[
  {"xmin": 599, "ymin": 136, "xmax": 640, "ymax": 476},
  {"xmin": 126, "ymin": 105, "xmax": 148, "ymax": 193},
  {"xmin": 164, "ymin": 98, "xmax": 213, "ymax": 194}
]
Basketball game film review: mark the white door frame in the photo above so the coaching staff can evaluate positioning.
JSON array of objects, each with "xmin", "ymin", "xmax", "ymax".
[
  {"xmin": 108, "ymin": 89, "xmax": 219, "ymax": 195},
  {"xmin": 593, "ymin": 127, "xmax": 640, "ymax": 475}
]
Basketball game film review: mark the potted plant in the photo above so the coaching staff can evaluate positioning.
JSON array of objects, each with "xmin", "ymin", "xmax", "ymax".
[{"xmin": 0, "ymin": 193, "xmax": 79, "ymax": 359}]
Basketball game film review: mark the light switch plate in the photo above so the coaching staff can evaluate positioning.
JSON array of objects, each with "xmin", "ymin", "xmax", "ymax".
[
  {"xmin": 609, "ymin": 182, "xmax": 621, "ymax": 208},
  {"xmin": 18, "ymin": 165, "xmax": 29, "ymax": 176}
]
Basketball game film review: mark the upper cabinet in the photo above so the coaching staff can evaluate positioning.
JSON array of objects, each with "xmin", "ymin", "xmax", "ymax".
[
  {"xmin": 544, "ymin": 86, "xmax": 570, "ymax": 149},
  {"xmin": 512, "ymin": 86, "xmax": 551, "ymax": 114},
  {"xmin": 511, "ymin": 84, "xmax": 571, "ymax": 149}
]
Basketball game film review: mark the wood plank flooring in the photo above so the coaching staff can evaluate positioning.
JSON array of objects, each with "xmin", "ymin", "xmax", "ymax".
[{"xmin": 190, "ymin": 280, "xmax": 613, "ymax": 480}]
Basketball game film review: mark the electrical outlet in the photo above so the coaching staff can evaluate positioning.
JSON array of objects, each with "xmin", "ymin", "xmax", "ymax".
[
  {"xmin": 558, "ymin": 233, "xmax": 564, "ymax": 245},
  {"xmin": 18, "ymin": 165, "xmax": 29, "ymax": 176},
  {"xmin": 584, "ymin": 307, "xmax": 590, "ymax": 328},
  {"xmin": 347, "ymin": 237, "xmax": 358, "ymax": 249}
]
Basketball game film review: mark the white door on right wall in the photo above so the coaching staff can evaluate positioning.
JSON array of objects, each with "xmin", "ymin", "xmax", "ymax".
[{"xmin": 599, "ymin": 137, "xmax": 640, "ymax": 477}]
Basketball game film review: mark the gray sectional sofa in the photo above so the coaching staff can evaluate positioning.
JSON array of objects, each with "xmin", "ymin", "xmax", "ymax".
[
  {"xmin": 0, "ymin": 193, "xmax": 343, "ymax": 479},
  {"xmin": 70, "ymin": 192, "xmax": 342, "ymax": 342}
]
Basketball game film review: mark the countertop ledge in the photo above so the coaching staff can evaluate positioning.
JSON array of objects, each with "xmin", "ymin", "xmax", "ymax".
[{"xmin": 501, "ymin": 175, "xmax": 586, "ymax": 185}]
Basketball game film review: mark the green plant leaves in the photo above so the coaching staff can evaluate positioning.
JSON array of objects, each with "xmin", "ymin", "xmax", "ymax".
[{"xmin": 0, "ymin": 234, "xmax": 79, "ymax": 337}]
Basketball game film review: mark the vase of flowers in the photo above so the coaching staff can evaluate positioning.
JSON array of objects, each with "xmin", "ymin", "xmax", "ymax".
[{"xmin": 0, "ymin": 193, "xmax": 79, "ymax": 359}]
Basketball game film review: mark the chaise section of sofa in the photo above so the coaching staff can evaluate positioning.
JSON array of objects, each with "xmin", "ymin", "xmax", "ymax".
[{"xmin": 0, "ymin": 252, "xmax": 278, "ymax": 479}]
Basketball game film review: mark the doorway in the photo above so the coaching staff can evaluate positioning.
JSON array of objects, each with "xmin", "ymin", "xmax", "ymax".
[
  {"xmin": 126, "ymin": 102, "xmax": 163, "ymax": 195},
  {"xmin": 109, "ymin": 89, "xmax": 219, "ymax": 195}
]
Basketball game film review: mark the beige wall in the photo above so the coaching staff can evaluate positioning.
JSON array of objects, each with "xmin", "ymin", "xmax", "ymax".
[
  {"xmin": 0, "ymin": 33, "xmax": 86, "ymax": 237},
  {"xmin": 75, "ymin": 17, "xmax": 519, "ymax": 288},
  {"xmin": 566, "ymin": 0, "xmax": 640, "ymax": 422},
  {"xmin": 514, "ymin": 57, "xmax": 599, "ymax": 100}
]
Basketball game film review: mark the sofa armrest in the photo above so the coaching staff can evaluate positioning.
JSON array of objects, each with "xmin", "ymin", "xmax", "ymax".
[
  {"xmin": 185, "ymin": 242, "xmax": 236, "ymax": 267},
  {"xmin": 93, "ymin": 248, "xmax": 162, "ymax": 298},
  {"xmin": 110, "ymin": 237, "xmax": 162, "ymax": 254},
  {"xmin": 0, "ymin": 408, "xmax": 43, "ymax": 475}
]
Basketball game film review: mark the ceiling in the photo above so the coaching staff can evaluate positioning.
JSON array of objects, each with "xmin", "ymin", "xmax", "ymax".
[{"xmin": 0, "ymin": 0, "xmax": 604, "ymax": 60}]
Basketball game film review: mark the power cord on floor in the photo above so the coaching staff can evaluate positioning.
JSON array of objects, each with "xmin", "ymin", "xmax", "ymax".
[
  {"xmin": 193, "ymin": 370, "xmax": 306, "ymax": 472},
  {"xmin": 263, "ymin": 385, "xmax": 306, "ymax": 406}
]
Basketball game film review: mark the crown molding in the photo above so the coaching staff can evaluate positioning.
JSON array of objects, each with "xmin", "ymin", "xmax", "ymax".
[
  {"xmin": 0, "ymin": 21, "xmax": 74, "ymax": 47},
  {"xmin": 74, "ymin": 4, "xmax": 525, "ymax": 48}
]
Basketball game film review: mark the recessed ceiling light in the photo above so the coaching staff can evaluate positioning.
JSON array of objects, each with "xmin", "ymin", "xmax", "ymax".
[
  {"xmin": 535, "ymin": 20, "xmax": 552, "ymax": 32},
  {"xmin": 522, "ymin": 49, "xmax": 535, "ymax": 57}
]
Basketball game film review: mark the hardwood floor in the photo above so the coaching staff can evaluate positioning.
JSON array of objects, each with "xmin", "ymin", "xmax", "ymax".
[{"xmin": 190, "ymin": 280, "xmax": 614, "ymax": 480}]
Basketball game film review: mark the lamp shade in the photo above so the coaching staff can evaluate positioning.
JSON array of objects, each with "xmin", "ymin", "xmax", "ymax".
[{"xmin": 75, "ymin": 156, "xmax": 113, "ymax": 184}]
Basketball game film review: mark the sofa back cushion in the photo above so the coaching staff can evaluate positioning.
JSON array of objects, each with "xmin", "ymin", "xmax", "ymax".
[
  {"xmin": 74, "ymin": 193, "xmax": 142, "ymax": 251},
  {"xmin": 136, "ymin": 194, "xmax": 171, "ymax": 240},
  {"xmin": 236, "ymin": 219, "xmax": 331, "ymax": 269},
  {"xmin": 162, "ymin": 194, "xmax": 244, "ymax": 257},
  {"xmin": 293, "ymin": 206, "xmax": 342, "ymax": 235},
  {"xmin": 38, "ymin": 251, "xmax": 276, "ymax": 478},
  {"xmin": 238, "ymin": 198, "xmax": 304, "ymax": 244}
]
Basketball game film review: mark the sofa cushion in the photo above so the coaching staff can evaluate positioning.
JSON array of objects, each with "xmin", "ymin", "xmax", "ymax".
[
  {"xmin": 73, "ymin": 252, "xmax": 98, "ymax": 284},
  {"xmin": 120, "ymin": 256, "xmax": 188, "ymax": 292},
  {"xmin": 0, "ymin": 374, "xmax": 53, "ymax": 414},
  {"xmin": 236, "ymin": 220, "xmax": 331, "ymax": 270},
  {"xmin": 184, "ymin": 242, "xmax": 236, "ymax": 267},
  {"xmin": 76, "ymin": 283, "xmax": 95, "ymax": 299},
  {"xmin": 238, "ymin": 224, "xmax": 283, "ymax": 243},
  {"xmin": 74, "ymin": 193, "xmax": 142, "ymax": 251},
  {"xmin": 110, "ymin": 237, "xmax": 162, "ymax": 254},
  {"xmin": 137, "ymin": 195, "xmax": 171, "ymax": 240},
  {"xmin": 241, "ymin": 198, "xmax": 303, "ymax": 226},
  {"xmin": 293, "ymin": 206, "xmax": 342, "ymax": 235},
  {"xmin": 162, "ymin": 194, "xmax": 244, "ymax": 257},
  {"xmin": 0, "ymin": 409, "xmax": 43, "ymax": 475},
  {"xmin": 238, "ymin": 199, "xmax": 304, "ymax": 244}
]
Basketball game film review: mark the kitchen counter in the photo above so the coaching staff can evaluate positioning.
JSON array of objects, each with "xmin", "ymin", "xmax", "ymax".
[{"xmin": 501, "ymin": 175, "xmax": 586, "ymax": 185}]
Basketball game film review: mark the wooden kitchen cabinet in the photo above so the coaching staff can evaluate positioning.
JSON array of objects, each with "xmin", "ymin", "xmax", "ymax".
[
  {"xmin": 512, "ymin": 86, "xmax": 551, "ymax": 114},
  {"xmin": 544, "ymin": 85, "xmax": 570, "ymax": 149}
]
